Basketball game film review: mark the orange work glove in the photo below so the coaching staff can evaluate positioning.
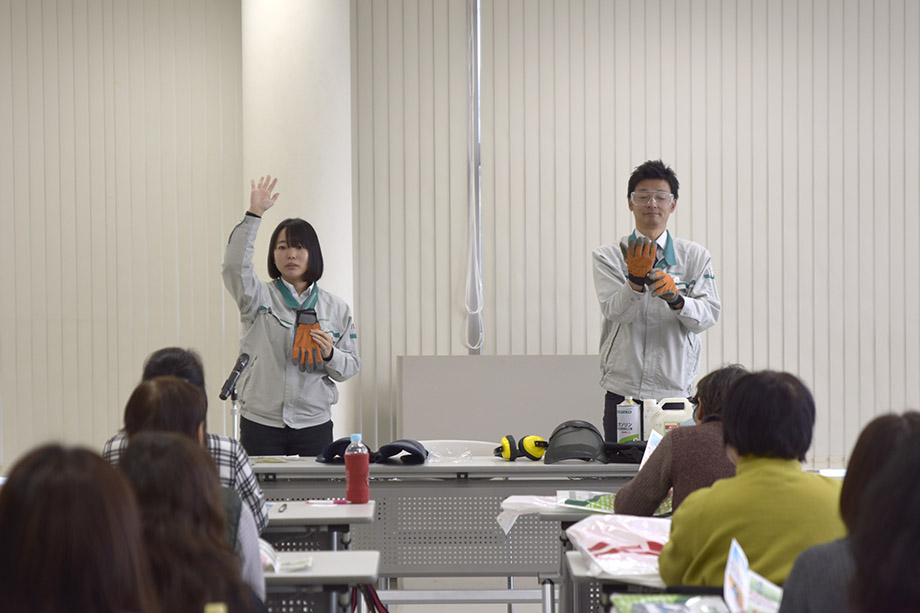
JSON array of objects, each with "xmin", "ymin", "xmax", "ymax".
[
  {"xmin": 647, "ymin": 269, "xmax": 685, "ymax": 309},
  {"xmin": 626, "ymin": 237, "xmax": 655, "ymax": 286},
  {"xmin": 292, "ymin": 309, "xmax": 324, "ymax": 372}
]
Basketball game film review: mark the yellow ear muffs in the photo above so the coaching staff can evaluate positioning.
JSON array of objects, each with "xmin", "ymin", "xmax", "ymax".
[
  {"xmin": 493, "ymin": 435, "xmax": 519, "ymax": 461},
  {"xmin": 518, "ymin": 435, "xmax": 549, "ymax": 461}
]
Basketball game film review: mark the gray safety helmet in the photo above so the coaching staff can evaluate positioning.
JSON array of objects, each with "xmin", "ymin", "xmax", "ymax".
[{"xmin": 543, "ymin": 420, "xmax": 608, "ymax": 464}]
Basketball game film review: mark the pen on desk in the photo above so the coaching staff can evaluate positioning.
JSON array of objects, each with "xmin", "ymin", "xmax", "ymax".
[{"xmin": 277, "ymin": 503, "xmax": 287, "ymax": 513}]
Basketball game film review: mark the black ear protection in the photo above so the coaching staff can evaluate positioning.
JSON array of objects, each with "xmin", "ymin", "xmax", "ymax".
[{"xmin": 494, "ymin": 435, "xmax": 548, "ymax": 461}]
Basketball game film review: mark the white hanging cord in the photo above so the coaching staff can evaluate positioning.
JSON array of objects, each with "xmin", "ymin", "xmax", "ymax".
[{"xmin": 464, "ymin": 0, "xmax": 483, "ymax": 352}]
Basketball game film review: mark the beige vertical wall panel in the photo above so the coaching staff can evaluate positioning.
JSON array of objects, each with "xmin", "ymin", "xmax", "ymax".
[
  {"xmin": 905, "ymin": 0, "xmax": 920, "ymax": 410},
  {"xmin": 568, "ymin": 0, "xmax": 586, "ymax": 354},
  {"xmin": 417, "ymin": 0, "xmax": 437, "ymax": 358},
  {"xmin": 717, "ymin": 0, "xmax": 738, "ymax": 373},
  {"xmin": 480, "ymin": 0, "xmax": 498, "ymax": 352},
  {"xmin": 353, "ymin": 0, "xmax": 377, "ymax": 439},
  {"xmin": 403, "ymin": 0, "xmax": 422, "ymax": 359},
  {"xmin": 0, "ymin": 0, "xmax": 242, "ymax": 470},
  {"xmin": 508, "ymin": 0, "xmax": 526, "ymax": 354},
  {"xmin": 370, "ymin": 0, "xmax": 392, "ymax": 445},
  {"xmin": 905, "ymin": 1, "xmax": 920, "ymax": 421},
  {"xmin": 26, "ymin": 0, "xmax": 45, "ymax": 446},
  {"xmin": 351, "ymin": 0, "xmax": 469, "ymax": 446},
  {"xmin": 794, "ymin": 0, "xmax": 815, "ymax": 419},
  {"xmin": 539, "ymin": 0, "xmax": 558, "ymax": 354},
  {"xmin": 447, "ymin": 0, "xmax": 469, "ymax": 356},
  {"xmin": 386, "ymin": 0, "xmax": 406, "ymax": 441},
  {"xmin": 885, "ymin": 0, "xmax": 906, "ymax": 419},
  {"xmin": 825, "ymin": 0, "xmax": 847, "ymax": 464},
  {"xmin": 734, "ymin": 0, "xmax": 754, "ymax": 369},
  {"xmin": 870, "ymin": 0, "xmax": 890, "ymax": 417},
  {"xmin": 809, "ymin": 0, "xmax": 830, "ymax": 464},
  {"xmin": 840, "ymin": 0, "xmax": 862, "ymax": 460},
  {"xmin": 552, "ymin": 0, "xmax": 571, "ymax": 355},
  {"xmin": 583, "ymin": 0, "xmax": 602, "ymax": 352},
  {"xmin": 433, "ymin": 0, "xmax": 453, "ymax": 356},
  {"xmin": 72, "ymin": 0, "xmax": 92, "ymax": 448},
  {"xmin": 855, "ymin": 0, "xmax": 875, "ymax": 442},
  {"xmin": 0, "ymin": 1, "xmax": 15, "ymax": 462},
  {"xmin": 474, "ymin": 0, "xmax": 920, "ymax": 466}
]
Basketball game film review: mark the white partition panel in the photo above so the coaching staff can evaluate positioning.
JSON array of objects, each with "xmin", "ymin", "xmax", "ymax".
[{"xmin": 398, "ymin": 355, "xmax": 602, "ymax": 442}]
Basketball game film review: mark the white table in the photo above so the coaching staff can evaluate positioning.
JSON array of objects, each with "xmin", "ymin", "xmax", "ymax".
[
  {"xmin": 255, "ymin": 456, "xmax": 637, "ymax": 607},
  {"xmin": 566, "ymin": 550, "xmax": 682, "ymax": 612},
  {"xmin": 537, "ymin": 507, "xmax": 604, "ymax": 613},
  {"xmin": 265, "ymin": 550, "xmax": 380, "ymax": 613},
  {"xmin": 265, "ymin": 500, "xmax": 376, "ymax": 550}
]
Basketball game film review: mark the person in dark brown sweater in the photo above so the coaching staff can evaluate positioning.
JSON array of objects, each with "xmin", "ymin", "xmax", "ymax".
[{"xmin": 613, "ymin": 364, "xmax": 747, "ymax": 516}]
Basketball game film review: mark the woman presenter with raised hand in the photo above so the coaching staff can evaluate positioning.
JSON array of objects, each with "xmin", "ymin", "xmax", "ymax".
[{"xmin": 222, "ymin": 175, "xmax": 361, "ymax": 457}]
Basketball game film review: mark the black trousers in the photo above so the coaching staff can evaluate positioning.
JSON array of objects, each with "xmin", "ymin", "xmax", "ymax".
[
  {"xmin": 240, "ymin": 417, "xmax": 333, "ymax": 457},
  {"xmin": 603, "ymin": 391, "xmax": 638, "ymax": 443}
]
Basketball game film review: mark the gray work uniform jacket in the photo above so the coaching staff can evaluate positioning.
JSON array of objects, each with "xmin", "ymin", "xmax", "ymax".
[
  {"xmin": 592, "ymin": 230, "xmax": 720, "ymax": 400},
  {"xmin": 222, "ymin": 214, "xmax": 361, "ymax": 429}
]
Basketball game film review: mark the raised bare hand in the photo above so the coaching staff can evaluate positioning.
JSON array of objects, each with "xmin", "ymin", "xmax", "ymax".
[{"xmin": 249, "ymin": 175, "xmax": 280, "ymax": 216}]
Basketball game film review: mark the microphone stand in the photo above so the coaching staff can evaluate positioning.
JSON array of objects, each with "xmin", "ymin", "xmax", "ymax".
[{"xmin": 231, "ymin": 388, "xmax": 241, "ymax": 441}]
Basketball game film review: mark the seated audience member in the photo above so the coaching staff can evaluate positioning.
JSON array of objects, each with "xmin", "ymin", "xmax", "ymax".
[
  {"xmin": 614, "ymin": 364, "xmax": 747, "ymax": 515},
  {"xmin": 0, "ymin": 444, "xmax": 158, "ymax": 613},
  {"xmin": 780, "ymin": 411, "xmax": 920, "ymax": 613},
  {"xmin": 850, "ymin": 429, "xmax": 920, "ymax": 613},
  {"xmin": 103, "ymin": 346, "xmax": 268, "ymax": 533},
  {"xmin": 657, "ymin": 371, "xmax": 846, "ymax": 586},
  {"xmin": 120, "ymin": 376, "xmax": 265, "ymax": 601},
  {"xmin": 121, "ymin": 431, "xmax": 267, "ymax": 613}
]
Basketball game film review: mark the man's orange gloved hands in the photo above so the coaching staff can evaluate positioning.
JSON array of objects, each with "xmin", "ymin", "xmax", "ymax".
[
  {"xmin": 647, "ymin": 269, "xmax": 685, "ymax": 310},
  {"xmin": 292, "ymin": 309, "xmax": 324, "ymax": 372},
  {"xmin": 626, "ymin": 237, "xmax": 656, "ymax": 287}
]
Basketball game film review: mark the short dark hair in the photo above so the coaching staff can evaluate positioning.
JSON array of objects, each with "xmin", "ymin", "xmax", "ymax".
[
  {"xmin": 267, "ymin": 218, "xmax": 324, "ymax": 285},
  {"xmin": 839, "ymin": 411, "xmax": 920, "ymax": 531},
  {"xmin": 123, "ymin": 375, "xmax": 207, "ymax": 440},
  {"xmin": 721, "ymin": 371, "xmax": 815, "ymax": 461},
  {"xmin": 0, "ymin": 445, "xmax": 157, "ymax": 613},
  {"xmin": 694, "ymin": 364, "xmax": 748, "ymax": 422},
  {"xmin": 850, "ymin": 429, "xmax": 920, "ymax": 611},
  {"xmin": 142, "ymin": 346, "xmax": 206, "ymax": 391},
  {"xmin": 627, "ymin": 159, "xmax": 680, "ymax": 200}
]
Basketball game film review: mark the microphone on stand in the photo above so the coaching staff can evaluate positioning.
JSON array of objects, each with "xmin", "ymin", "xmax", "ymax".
[{"xmin": 219, "ymin": 353, "xmax": 250, "ymax": 401}]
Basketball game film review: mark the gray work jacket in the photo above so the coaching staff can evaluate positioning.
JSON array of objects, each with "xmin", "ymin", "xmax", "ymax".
[
  {"xmin": 593, "ymin": 230, "xmax": 720, "ymax": 400},
  {"xmin": 222, "ymin": 215, "xmax": 360, "ymax": 429}
]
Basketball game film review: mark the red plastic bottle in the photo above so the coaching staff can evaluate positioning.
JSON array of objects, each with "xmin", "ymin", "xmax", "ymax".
[{"xmin": 344, "ymin": 433, "xmax": 370, "ymax": 504}]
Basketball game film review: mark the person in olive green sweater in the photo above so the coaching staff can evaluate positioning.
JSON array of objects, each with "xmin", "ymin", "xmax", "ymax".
[{"xmin": 658, "ymin": 371, "xmax": 846, "ymax": 587}]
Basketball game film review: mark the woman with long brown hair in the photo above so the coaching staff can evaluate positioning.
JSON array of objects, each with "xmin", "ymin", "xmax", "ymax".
[
  {"xmin": 120, "ymin": 431, "xmax": 266, "ymax": 613},
  {"xmin": 0, "ymin": 444, "xmax": 158, "ymax": 613}
]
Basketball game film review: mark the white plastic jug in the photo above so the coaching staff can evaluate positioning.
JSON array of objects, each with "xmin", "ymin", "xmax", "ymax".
[{"xmin": 642, "ymin": 398, "xmax": 694, "ymax": 440}]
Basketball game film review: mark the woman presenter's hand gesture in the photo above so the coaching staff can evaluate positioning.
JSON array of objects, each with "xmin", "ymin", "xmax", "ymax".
[{"xmin": 249, "ymin": 175, "xmax": 280, "ymax": 216}]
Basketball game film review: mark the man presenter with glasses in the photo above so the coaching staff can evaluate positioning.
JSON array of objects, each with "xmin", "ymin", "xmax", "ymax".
[{"xmin": 593, "ymin": 160, "xmax": 721, "ymax": 442}]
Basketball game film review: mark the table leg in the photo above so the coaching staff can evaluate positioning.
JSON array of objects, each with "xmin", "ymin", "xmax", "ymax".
[
  {"xmin": 338, "ymin": 527, "xmax": 352, "ymax": 551},
  {"xmin": 558, "ymin": 526, "xmax": 572, "ymax": 613},
  {"xmin": 541, "ymin": 578, "xmax": 556, "ymax": 613}
]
